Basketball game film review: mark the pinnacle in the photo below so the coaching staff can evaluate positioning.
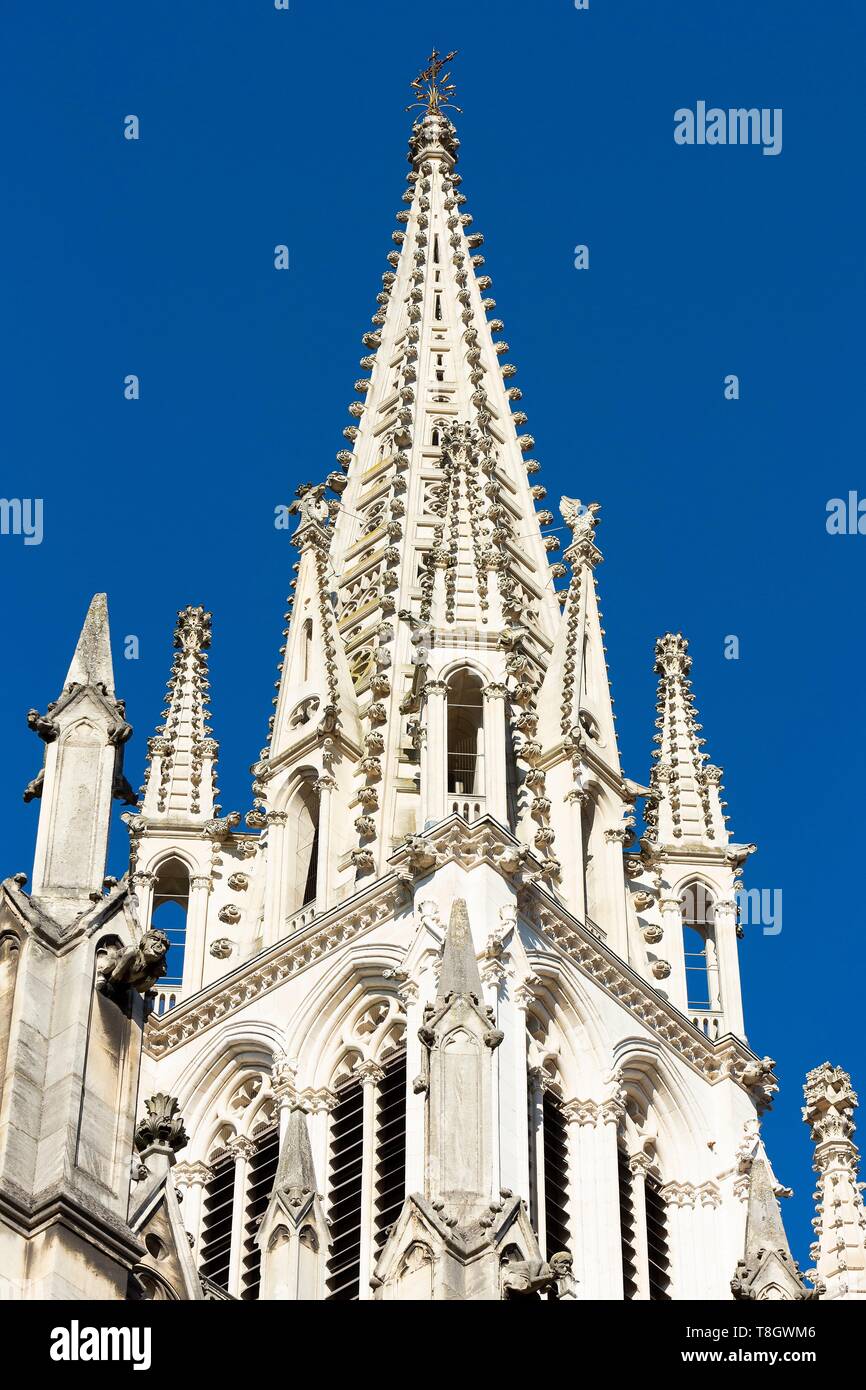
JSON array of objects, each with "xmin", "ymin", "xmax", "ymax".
[
  {"xmin": 64, "ymin": 593, "xmax": 115, "ymax": 695},
  {"xmin": 437, "ymin": 898, "xmax": 482, "ymax": 1003}
]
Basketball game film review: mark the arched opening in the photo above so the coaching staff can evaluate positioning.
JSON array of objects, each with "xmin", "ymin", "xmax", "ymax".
[
  {"xmin": 285, "ymin": 781, "xmax": 320, "ymax": 920},
  {"xmin": 446, "ymin": 669, "xmax": 485, "ymax": 818},
  {"xmin": 680, "ymin": 882, "xmax": 721, "ymax": 1016},
  {"xmin": 302, "ymin": 618, "xmax": 313, "ymax": 681},
  {"xmin": 150, "ymin": 857, "xmax": 189, "ymax": 985}
]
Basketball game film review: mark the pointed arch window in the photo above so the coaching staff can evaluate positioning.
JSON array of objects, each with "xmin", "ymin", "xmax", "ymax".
[
  {"xmin": 681, "ymin": 883, "xmax": 721, "ymax": 1016},
  {"xmin": 285, "ymin": 781, "xmax": 320, "ymax": 921},
  {"xmin": 446, "ymin": 670, "xmax": 485, "ymax": 817},
  {"xmin": 150, "ymin": 857, "xmax": 189, "ymax": 989}
]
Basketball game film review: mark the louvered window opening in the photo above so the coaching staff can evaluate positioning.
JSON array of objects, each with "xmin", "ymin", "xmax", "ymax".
[
  {"xmin": 199, "ymin": 1156, "xmax": 235, "ymax": 1292},
  {"xmin": 325, "ymin": 1077, "xmax": 365, "ymax": 1300},
  {"xmin": 645, "ymin": 1174, "xmax": 672, "ymax": 1300},
  {"xmin": 374, "ymin": 1053, "xmax": 407, "ymax": 1253},
  {"xmin": 542, "ymin": 1091, "xmax": 571, "ymax": 1260},
  {"xmin": 241, "ymin": 1126, "xmax": 281, "ymax": 1300},
  {"xmin": 617, "ymin": 1147, "xmax": 639, "ymax": 1300}
]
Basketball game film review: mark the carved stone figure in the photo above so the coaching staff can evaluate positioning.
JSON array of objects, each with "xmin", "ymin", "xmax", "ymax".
[{"xmin": 97, "ymin": 929, "xmax": 169, "ymax": 1000}]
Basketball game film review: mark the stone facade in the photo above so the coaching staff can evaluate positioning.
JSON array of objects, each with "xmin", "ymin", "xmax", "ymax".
[{"xmin": 0, "ymin": 55, "xmax": 863, "ymax": 1302}]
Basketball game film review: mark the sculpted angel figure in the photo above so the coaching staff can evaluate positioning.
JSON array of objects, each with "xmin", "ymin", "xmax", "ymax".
[{"xmin": 559, "ymin": 497, "xmax": 600, "ymax": 544}]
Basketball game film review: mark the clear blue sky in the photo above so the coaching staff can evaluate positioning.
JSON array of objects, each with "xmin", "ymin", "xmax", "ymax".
[{"xmin": 2, "ymin": 1, "xmax": 864, "ymax": 1270}]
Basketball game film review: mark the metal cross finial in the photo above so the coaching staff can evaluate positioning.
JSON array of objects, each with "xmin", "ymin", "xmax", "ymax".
[{"xmin": 407, "ymin": 49, "xmax": 462, "ymax": 114}]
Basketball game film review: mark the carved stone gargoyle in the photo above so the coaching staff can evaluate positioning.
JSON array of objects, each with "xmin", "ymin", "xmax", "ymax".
[{"xmin": 97, "ymin": 929, "xmax": 169, "ymax": 1003}]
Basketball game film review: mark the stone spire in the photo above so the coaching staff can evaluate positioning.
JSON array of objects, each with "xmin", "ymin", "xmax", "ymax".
[
  {"xmin": 64, "ymin": 591, "xmax": 116, "ymax": 695},
  {"xmin": 804, "ymin": 1063, "xmax": 866, "ymax": 1299},
  {"xmin": 731, "ymin": 1149, "xmax": 814, "ymax": 1300},
  {"xmin": 292, "ymin": 51, "xmax": 563, "ymax": 879},
  {"xmin": 645, "ymin": 633, "xmax": 728, "ymax": 847},
  {"xmin": 436, "ymin": 895, "xmax": 483, "ymax": 1002},
  {"xmin": 28, "ymin": 593, "xmax": 132, "ymax": 922},
  {"xmin": 140, "ymin": 606, "xmax": 219, "ymax": 820},
  {"xmin": 256, "ymin": 1104, "xmax": 329, "ymax": 1300}
]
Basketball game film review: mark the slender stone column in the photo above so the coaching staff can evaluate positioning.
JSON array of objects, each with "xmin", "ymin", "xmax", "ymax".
[
  {"xmin": 400, "ymin": 979, "xmax": 425, "ymax": 1192},
  {"xmin": 173, "ymin": 1161, "xmax": 212, "ymax": 1263},
  {"xmin": 183, "ymin": 875, "xmax": 212, "ymax": 994},
  {"xmin": 695, "ymin": 1181, "xmax": 723, "ymax": 1298},
  {"xmin": 658, "ymin": 892, "xmax": 689, "ymax": 1012},
  {"xmin": 527, "ymin": 1067, "xmax": 546, "ymax": 1248},
  {"xmin": 424, "ymin": 680, "xmax": 448, "ymax": 824},
  {"xmin": 354, "ymin": 1060, "xmax": 384, "ymax": 1301},
  {"xmin": 595, "ymin": 1095, "xmax": 627, "ymax": 1298},
  {"xmin": 314, "ymin": 775, "xmax": 337, "ymax": 908},
  {"xmin": 482, "ymin": 683, "xmax": 508, "ymax": 824},
  {"xmin": 712, "ymin": 898, "xmax": 745, "ymax": 1036},
  {"xmin": 506, "ymin": 979, "xmax": 535, "ymax": 1206},
  {"xmin": 226, "ymin": 1136, "xmax": 256, "ymax": 1298},
  {"xmin": 563, "ymin": 788, "xmax": 587, "ymax": 922},
  {"xmin": 131, "ymin": 870, "xmax": 156, "ymax": 932},
  {"xmin": 661, "ymin": 1182, "xmax": 699, "ymax": 1298},
  {"xmin": 262, "ymin": 810, "xmax": 288, "ymax": 945},
  {"xmin": 560, "ymin": 1100, "xmax": 593, "ymax": 1288},
  {"xmin": 628, "ymin": 1152, "xmax": 653, "ymax": 1299},
  {"xmin": 271, "ymin": 1054, "xmax": 298, "ymax": 1145}
]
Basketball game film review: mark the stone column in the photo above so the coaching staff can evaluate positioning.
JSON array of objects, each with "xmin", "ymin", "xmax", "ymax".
[
  {"xmin": 561, "ymin": 1100, "xmax": 595, "ymax": 1290},
  {"xmin": 182, "ymin": 874, "xmax": 212, "ymax": 994},
  {"xmin": 271, "ymin": 1053, "xmax": 298, "ymax": 1145},
  {"xmin": 313, "ymin": 775, "xmax": 337, "ymax": 908},
  {"xmin": 226, "ymin": 1136, "xmax": 256, "ymax": 1298},
  {"xmin": 661, "ymin": 1182, "xmax": 699, "ymax": 1298},
  {"xmin": 563, "ymin": 788, "xmax": 587, "ymax": 922},
  {"xmin": 695, "ymin": 1181, "xmax": 723, "ymax": 1299},
  {"xmin": 173, "ymin": 1160, "xmax": 212, "ymax": 1262},
  {"xmin": 627, "ymin": 1152, "xmax": 652, "ymax": 1299},
  {"xmin": 424, "ymin": 680, "xmax": 448, "ymax": 825},
  {"xmin": 306, "ymin": 1090, "xmax": 337, "ymax": 1202},
  {"xmin": 658, "ymin": 892, "xmax": 689, "ymax": 1012},
  {"xmin": 131, "ymin": 870, "xmax": 156, "ymax": 932},
  {"xmin": 527, "ymin": 1067, "xmax": 546, "ymax": 1246},
  {"xmin": 712, "ymin": 897, "xmax": 744, "ymax": 1036},
  {"xmin": 262, "ymin": 810, "xmax": 288, "ymax": 945},
  {"xmin": 506, "ymin": 978, "xmax": 535, "ymax": 1207},
  {"xmin": 595, "ymin": 1095, "xmax": 627, "ymax": 1298},
  {"xmin": 482, "ymin": 683, "xmax": 508, "ymax": 824},
  {"xmin": 399, "ymin": 979, "xmax": 425, "ymax": 1193},
  {"xmin": 354, "ymin": 1059, "xmax": 384, "ymax": 1301}
]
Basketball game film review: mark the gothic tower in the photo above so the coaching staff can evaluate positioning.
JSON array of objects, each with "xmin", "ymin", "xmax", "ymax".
[{"xmin": 1, "ymin": 54, "xmax": 862, "ymax": 1302}]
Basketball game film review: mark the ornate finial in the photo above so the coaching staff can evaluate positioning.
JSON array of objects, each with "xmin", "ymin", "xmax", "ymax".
[
  {"xmin": 174, "ymin": 605, "xmax": 212, "ymax": 653},
  {"xmin": 407, "ymin": 49, "xmax": 461, "ymax": 115},
  {"xmin": 654, "ymin": 631, "xmax": 692, "ymax": 677},
  {"xmin": 134, "ymin": 1093, "xmax": 189, "ymax": 1155}
]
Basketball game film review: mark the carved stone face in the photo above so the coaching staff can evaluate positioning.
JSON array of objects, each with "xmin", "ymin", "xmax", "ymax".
[{"xmin": 142, "ymin": 932, "xmax": 168, "ymax": 962}]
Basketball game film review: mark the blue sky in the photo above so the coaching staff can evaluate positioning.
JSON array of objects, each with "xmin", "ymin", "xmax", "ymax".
[{"xmin": 2, "ymin": 1, "xmax": 864, "ymax": 1269}]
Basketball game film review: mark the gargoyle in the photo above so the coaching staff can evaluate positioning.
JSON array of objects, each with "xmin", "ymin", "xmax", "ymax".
[{"xmin": 97, "ymin": 929, "xmax": 169, "ymax": 1001}]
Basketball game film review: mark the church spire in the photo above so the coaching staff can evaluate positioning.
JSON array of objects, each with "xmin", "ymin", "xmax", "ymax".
[
  {"xmin": 645, "ymin": 633, "xmax": 728, "ymax": 847},
  {"xmin": 140, "ymin": 606, "xmax": 219, "ymax": 821}
]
